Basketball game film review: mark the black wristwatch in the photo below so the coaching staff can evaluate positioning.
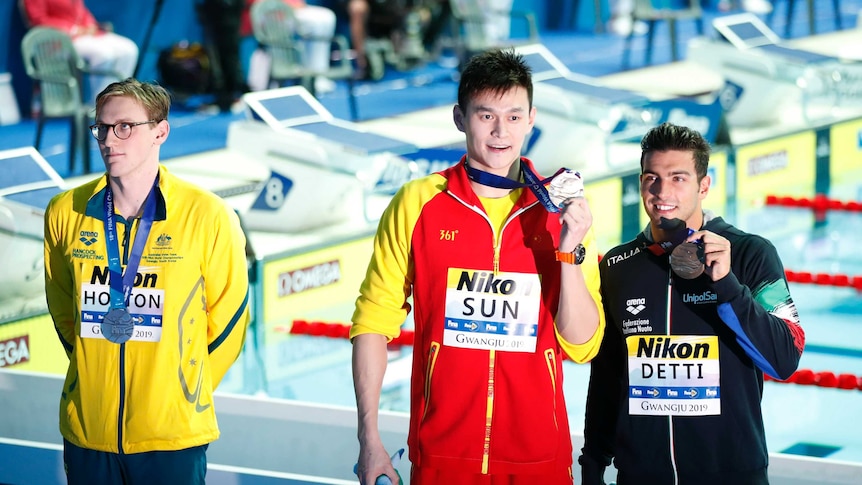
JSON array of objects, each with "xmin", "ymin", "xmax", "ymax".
[{"xmin": 555, "ymin": 243, "xmax": 586, "ymax": 265}]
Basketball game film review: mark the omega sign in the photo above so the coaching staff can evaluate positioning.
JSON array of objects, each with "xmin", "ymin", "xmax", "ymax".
[
  {"xmin": 0, "ymin": 335, "xmax": 30, "ymax": 368},
  {"xmin": 747, "ymin": 150, "xmax": 789, "ymax": 176},
  {"xmin": 278, "ymin": 260, "xmax": 341, "ymax": 297}
]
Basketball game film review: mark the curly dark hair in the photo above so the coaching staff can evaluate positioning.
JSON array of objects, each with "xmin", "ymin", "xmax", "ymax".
[{"xmin": 640, "ymin": 122, "xmax": 711, "ymax": 180}]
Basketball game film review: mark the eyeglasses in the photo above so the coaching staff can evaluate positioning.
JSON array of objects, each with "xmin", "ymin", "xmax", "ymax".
[{"xmin": 89, "ymin": 120, "xmax": 157, "ymax": 141}]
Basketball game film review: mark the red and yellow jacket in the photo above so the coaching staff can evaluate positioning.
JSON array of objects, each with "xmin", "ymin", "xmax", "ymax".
[{"xmin": 351, "ymin": 157, "xmax": 604, "ymax": 475}]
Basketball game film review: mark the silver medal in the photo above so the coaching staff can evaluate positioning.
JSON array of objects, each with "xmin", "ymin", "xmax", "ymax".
[
  {"xmin": 102, "ymin": 308, "xmax": 134, "ymax": 344},
  {"xmin": 548, "ymin": 170, "xmax": 585, "ymax": 208}
]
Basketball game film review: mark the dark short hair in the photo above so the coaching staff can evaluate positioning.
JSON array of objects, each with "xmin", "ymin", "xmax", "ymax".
[
  {"xmin": 95, "ymin": 78, "xmax": 171, "ymax": 123},
  {"xmin": 457, "ymin": 49, "xmax": 533, "ymax": 110},
  {"xmin": 640, "ymin": 122, "xmax": 710, "ymax": 180}
]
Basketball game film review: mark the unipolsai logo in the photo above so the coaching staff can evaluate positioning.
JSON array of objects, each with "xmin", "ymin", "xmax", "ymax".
[{"xmin": 682, "ymin": 291, "xmax": 717, "ymax": 305}]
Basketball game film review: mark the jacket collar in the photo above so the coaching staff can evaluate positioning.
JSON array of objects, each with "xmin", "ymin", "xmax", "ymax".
[
  {"xmin": 443, "ymin": 155, "xmax": 542, "ymax": 210},
  {"xmin": 84, "ymin": 165, "xmax": 169, "ymax": 223}
]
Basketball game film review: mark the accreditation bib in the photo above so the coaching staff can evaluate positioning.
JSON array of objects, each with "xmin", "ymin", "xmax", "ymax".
[
  {"xmin": 443, "ymin": 268, "xmax": 541, "ymax": 353},
  {"xmin": 627, "ymin": 335, "xmax": 721, "ymax": 416},
  {"xmin": 78, "ymin": 263, "xmax": 165, "ymax": 343}
]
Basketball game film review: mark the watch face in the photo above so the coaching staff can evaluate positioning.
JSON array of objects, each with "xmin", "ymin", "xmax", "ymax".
[{"xmin": 574, "ymin": 244, "xmax": 586, "ymax": 264}]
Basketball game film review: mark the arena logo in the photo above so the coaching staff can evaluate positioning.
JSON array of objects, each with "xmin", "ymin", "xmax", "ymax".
[
  {"xmin": 747, "ymin": 150, "xmax": 789, "ymax": 176},
  {"xmin": 0, "ymin": 335, "xmax": 30, "ymax": 368},
  {"xmin": 79, "ymin": 230, "xmax": 99, "ymax": 246},
  {"xmin": 626, "ymin": 297, "xmax": 646, "ymax": 315},
  {"xmin": 278, "ymin": 260, "xmax": 341, "ymax": 297}
]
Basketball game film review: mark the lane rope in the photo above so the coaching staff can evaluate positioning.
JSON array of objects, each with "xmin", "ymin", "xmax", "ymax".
[
  {"xmin": 279, "ymin": 320, "xmax": 862, "ymax": 392},
  {"xmin": 765, "ymin": 194, "xmax": 862, "ymax": 212},
  {"xmin": 765, "ymin": 369, "xmax": 862, "ymax": 391},
  {"xmin": 784, "ymin": 269, "xmax": 862, "ymax": 291}
]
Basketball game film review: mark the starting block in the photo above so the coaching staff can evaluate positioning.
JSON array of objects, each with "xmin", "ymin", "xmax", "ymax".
[{"xmin": 228, "ymin": 87, "xmax": 420, "ymax": 232}]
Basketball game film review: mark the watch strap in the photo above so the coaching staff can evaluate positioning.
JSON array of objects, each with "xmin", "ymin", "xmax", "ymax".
[
  {"xmin": 556, "ymin": 244, "xmax": 586, "ymax": 265},
  {"xmin": 555, "ymin": 250, "xmax": 575, "ymax": 264}
]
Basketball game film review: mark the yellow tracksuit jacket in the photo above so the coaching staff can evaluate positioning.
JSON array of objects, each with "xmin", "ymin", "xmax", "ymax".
[{"xmin": 43, "ymin": 164, "xmax": 250, "ymax": 454}]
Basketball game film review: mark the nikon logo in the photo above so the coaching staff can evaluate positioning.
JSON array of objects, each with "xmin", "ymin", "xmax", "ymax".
[
  {"xmin": 636, "ymin": 337, "xmax": 711, "ymax": 359},
  {"xmin": 682, "ymin": 291, "xmax": 717, "ymax": 305},
  {"xmin": 90, "ymin": 266, "xmax": 157, "ymax": 288},
  {"xmin": 456, "ymin": 271, "xmax": 531, "ymax": 296}
]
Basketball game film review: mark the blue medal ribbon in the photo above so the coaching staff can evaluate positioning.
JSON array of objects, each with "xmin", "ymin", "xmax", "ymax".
[
  {"xmin": 464, "ymin": 158, "xmax": 567, "ymax": 213},
  {"xmin": 102, "ymin": 175, "xmax": 158, "ymax": 343}
]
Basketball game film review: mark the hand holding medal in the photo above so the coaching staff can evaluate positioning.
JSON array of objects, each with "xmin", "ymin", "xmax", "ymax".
[
  {"xmin": 548, "ymin": 170, "xmax": 585, "ymax": 208},
  {"xmin": 549, "ymin": 170, "xmax": 591, "ymax": 256},
  {"xmin": 654, "ymin": 218, "xmax": 705, "ymax": 279}
]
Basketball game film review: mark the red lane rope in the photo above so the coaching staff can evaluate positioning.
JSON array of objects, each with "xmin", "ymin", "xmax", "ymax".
[
  {"xmin": 276, "ymin": 320, "xmax": 415, "ymax": 346},
  {"xmin": 765, "ymin": 194, "xmax": 862, "ymax": 212},
  {"xmin": 785, "ymin": 269, "xmax": 862, "ymax": 291},
  {"xmin": 765, "ymin": 369, "xmax": 862, "ymax": 391},
  {"xmin": 280, "ymin": 321, "xmax": 862, "ymax": 392}
]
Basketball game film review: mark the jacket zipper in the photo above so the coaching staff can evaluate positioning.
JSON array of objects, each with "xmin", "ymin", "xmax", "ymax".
[
  {"xmin": 445, "ymin": 190, "xmax": 533, "ymax": 276},
  {"xmin": 117, "ymin": 346, "xmax": 126, "ymax": 454},
  {"xmin": 446, "ymin": 190, "xmax": 536, "ymax": 472},
  {"xmin": 666, "ymin": 268, "xmax": 678, "ymax": 485},
  {"xmin": 482, "ymin": 349, "xmax": 496, "ymax": 473},
  {"xmin": 115, "ymin": 217, "xmax": 138, "ymax": 454}
]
